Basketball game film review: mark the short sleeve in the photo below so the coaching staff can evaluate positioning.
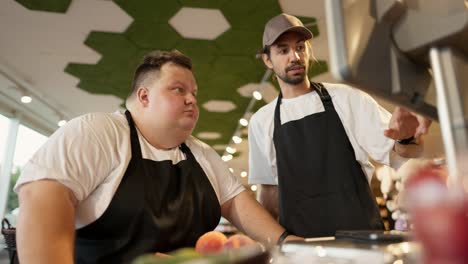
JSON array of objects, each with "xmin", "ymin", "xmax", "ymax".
[
  {"xmin": 205, "ymin": 147, "xmax": 244, "ymax": 204},
  {"xmin": 349, "ymin": 88, "xmax": 395, "ymax": 165},
  {"xmin": 14, "ymin": 114, "xmax": 114, "ymax": 202},
  {"xmin": 247, "ymin": 111, "xmax": 277, "ymax": 185}
]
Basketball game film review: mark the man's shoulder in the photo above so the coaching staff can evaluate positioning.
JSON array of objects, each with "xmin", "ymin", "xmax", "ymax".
[
  {"xmin": 186, "ymin": 135, "xmax": 209, "ymax": 149},
  {"xmin": 60, "ymin": 111, "xmax": 128, "ymax": 143},
  {"xmin": 322, "ymin": 82, "xmax": 355, "ymax": 94},
  {"xmin": 185, "ymin": 136, "xmax": 220, "ymax": 161},
  {"xmin": 322, "ymin": 82, "xmax": 370, "ymax": 97},
  {"xmin": 251, "ymin": 99, "xmax": 277, "ymax": 123},
  {"xmin": 186, "ymin": 135, "xmax": 216, "ymax": 154},
  {"xmin": 70, "ymin": 111, "xmax": 126, "ymax": 130}
]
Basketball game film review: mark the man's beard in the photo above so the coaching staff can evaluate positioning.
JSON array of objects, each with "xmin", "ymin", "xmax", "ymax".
[
  {"xmin": 277, "ymin": 63, "xmax": 307, "ymax": 85},
  {"xmin": 277, "ymin": 72, "xmax": 306, "ymax": 85}
]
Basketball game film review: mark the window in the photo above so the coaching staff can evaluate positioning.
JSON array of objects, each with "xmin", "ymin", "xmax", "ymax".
[
  {"xmin": 0, "ymin": 114, "xmax": 48, "ymax": 224},
  {"xmin": 0, "ymin": 114, "xmax": 9, "ymax": 163},
  {"xmin": 14, "ymin": 124, "xmax": 48, "ymax": 169}
]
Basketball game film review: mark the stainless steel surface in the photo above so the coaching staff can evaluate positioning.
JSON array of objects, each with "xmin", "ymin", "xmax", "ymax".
[
  {"xmin": 430, "ymin": 47, "xmax": 468, "ymax": 188},
  {"xmin": 279, "ymin": 239, "xmax": 421, "ymax": 264}
]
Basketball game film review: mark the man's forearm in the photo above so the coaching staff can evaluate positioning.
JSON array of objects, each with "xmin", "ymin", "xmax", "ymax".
[
  {"xmin": 17, "ymin": 180, "xmax": 76, "ymax": 264},
  {"xmin": 257, "ymin": 184, "xmax": 279, "ymax": 220},
  {"xmin": 222, "ymin": 191, "xmax": 285, "ymax": 245}
]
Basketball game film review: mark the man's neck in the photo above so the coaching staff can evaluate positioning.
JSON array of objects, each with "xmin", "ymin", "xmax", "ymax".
[
  {"xmin": 132, "ymin": 114, "xmax": 188, "ymax": 150},
  {"xmin": 278, "ymin": 78, "xmax": 312, "ymax": 99}
]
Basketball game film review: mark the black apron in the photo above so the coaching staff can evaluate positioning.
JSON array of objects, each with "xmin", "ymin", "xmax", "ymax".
[
  {"xmin": 74, "ymin": 111, "xmax": 221, "ymax": 263},
  {"xmin": 273, "ymin": 82, "xmax": 383, "ymax": 238}
]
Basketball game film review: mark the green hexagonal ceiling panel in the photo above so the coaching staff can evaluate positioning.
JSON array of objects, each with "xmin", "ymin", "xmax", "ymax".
[
  {"xmin": 178, "ymin": 0, "xmax": 226, "ymax": 9},
  {"xmin": 85, "ymin": 32, "xmax": 140, "ymax": 62},
  {"xmin": 125, "ymin": 21, "xmax": 182, "ymax": 49},
  {"xmin": 113, "ymin": 0, "xmax": 181, "ymax": 23},
  {"xmin": 221, "ymin": 0, "xmax": 281, "ymax": 31},
  {"xmin": 66, "ymin": 0, "xmax": 328, "ymax": 154},
  {"xmin": 15, "ymin": 0, "xmax": 71, "ymax": 13},
  {"xmin": 215, "ymin": 29, "xmax": 263, "ymax": 56}
]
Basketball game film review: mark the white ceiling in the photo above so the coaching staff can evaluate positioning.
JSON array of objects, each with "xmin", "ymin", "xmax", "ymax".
[{"xmin": 0, "ymin": 0, "xmax": 131, "ymax": 131}]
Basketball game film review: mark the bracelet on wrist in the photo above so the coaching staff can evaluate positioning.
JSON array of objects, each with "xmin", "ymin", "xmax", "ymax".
[
  {"xmin": 277, "ymin": 230, "xmax": 290, "ymax": 245},
  {"xmin": 397, "ymin": 136, "xmax": 417, "ymax": 145}
]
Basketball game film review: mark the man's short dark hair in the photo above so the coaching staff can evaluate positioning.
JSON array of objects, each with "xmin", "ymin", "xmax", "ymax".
[
  {"xmin": 261, "ymin": 39, "xmax": 312, "ymax": 60},
  {"xmin": 128, "ymin": 50, "xmax": 192, "ymax": 99},
  {"xmin": 263, "ymin": 45, "xmax": 272, "ymax": 57}
]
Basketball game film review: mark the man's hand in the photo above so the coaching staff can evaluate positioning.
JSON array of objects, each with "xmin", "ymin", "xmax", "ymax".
[{"xmin": 384, "ymin": 107, "xmax": 432, "ymax": 140}]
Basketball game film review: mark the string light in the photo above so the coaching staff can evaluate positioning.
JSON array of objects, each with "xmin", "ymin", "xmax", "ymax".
[
  {"xmin": 253, "ymin": 91, "xmax": 262, "ymax": 100},
  {"xmin": 226, "ymin": 146, "xmax": 237, "ymax": 154},
  {"xmin": 232, "ymin": 135, "xmax": 242, "ymax": 144},
  {"xmin": 250, "ymin": 185, "xmax": 258, "ymax": 191},
  {"xmin": 239, "ymin": 118, "xmax": 248, "ymax": 126},
  {"xmin": 220, "ymin": 69, "xmax": 272, "ymax": 181},
  {"xmin": 222, "ymin": 154, "xmax": 233, "ymax": 162}
]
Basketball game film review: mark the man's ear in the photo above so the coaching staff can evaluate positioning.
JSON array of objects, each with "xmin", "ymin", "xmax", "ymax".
[
  {"xmin": 136, "ymin": 87, "xmax": 149, "ymax": 107},
  {"xmin": 262, "ymin": 53, "xmax": 273, "ymax": 69}
]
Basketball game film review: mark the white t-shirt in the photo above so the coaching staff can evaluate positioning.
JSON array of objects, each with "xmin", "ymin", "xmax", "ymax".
[
  {"xmin": 14, "ymin": 111, "xmax": 244, "ymax": 228},
  {"xmin": 248, "ymin": 82, "xmax": 399, "ymax": 185}
]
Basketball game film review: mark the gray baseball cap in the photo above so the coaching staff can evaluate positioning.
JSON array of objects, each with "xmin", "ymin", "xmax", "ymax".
[{"xmin": 261, "ymin": 13, "xmax": 313, "ymax": 52}]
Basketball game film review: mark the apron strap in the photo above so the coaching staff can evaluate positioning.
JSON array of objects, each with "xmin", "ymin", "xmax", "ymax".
[
  {"xmin": 179, "ymin": 143, "xmax": 195, "ymax": 177},
  {"xmin": 274, "ymin": 82, "xmax": 327, "ymax": 126},
  {"xmin": 124, "ymin": 110, "xmax": 143, "ymax": 159},
  {"xmin": 274, "ymin": 92, "xmax": 284, "ymax": 125},
  {"xmin": 313, "ymin": 82, "xmax": 331, "ymax": 102},
  {"xmin": 179, "ymin": 143, "xmax": 193, "ymax": 158}
]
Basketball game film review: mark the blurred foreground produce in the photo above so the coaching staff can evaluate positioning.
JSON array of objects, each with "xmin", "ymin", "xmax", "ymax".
[
  {"xmin": 195, "ymin": 231, "xmax": 228, "ymax": 255},
  {"xmin": 133, "ymin": 248, "xmax": 200, "ymax": 264},
  {"xmin": 133, "ymin": 232, "xmax": 265, "ymax": 264},
  {"xmin": 223, "ymin": 234, "xmax": 256, "ymax": 250},
  {"xmin": 132, "ymin": 246, "xmax": 269, "ymax": 264},
  {"xmin": 403, "ymin": 160, "xmax": 468, "ymax": 264}
]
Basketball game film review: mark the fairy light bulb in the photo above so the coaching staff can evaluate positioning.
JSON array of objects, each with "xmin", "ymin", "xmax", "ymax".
[
  {"xmin": 232, "ymin": 136, "xmax": 242, "ymax": 144},
  {"xmin": 253, "ymin": 91, "xmax": 262, "ymax": 100},
  {"xmin": 239, "ymin": 118, "xmax": 249, "ymax": 126}
]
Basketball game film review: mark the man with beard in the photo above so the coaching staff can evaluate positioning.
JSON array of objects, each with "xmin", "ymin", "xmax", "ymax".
[{"xmin": 248, "ymin": 13, "xmax": 432, "ymax": 238}]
